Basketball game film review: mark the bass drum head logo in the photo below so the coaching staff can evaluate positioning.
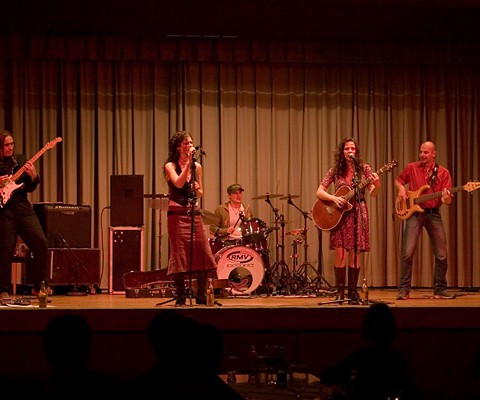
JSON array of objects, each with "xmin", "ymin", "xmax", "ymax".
[{"xmin": 215, "ymin": 245, "xmax": 265, "ymax": 295}]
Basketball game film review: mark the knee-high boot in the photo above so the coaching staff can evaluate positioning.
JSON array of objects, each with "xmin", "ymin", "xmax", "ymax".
[
  {"xmin": 334, "ymin": 267, "xmax": 346, "ymax": 301},
  {"xmin": 196, "ymin": 272, "xmax": 207, "ymax": 304},
  {"xmin": 348, "ymin": 267, "xmax": 361, "ymax": 304},
  {"xmin": 173, "ymin": 273, "xmax": 186, "ymax": 306}
]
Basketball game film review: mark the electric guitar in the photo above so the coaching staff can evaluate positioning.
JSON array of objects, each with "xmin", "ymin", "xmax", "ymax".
[
  {"xmin": 394, "ymin": 181, "xmax": 480, "ymax": 220},
  {"xmin": 312, "ymin": 160, "xmax": 398, "ymax": 231},
  {"xmin": 0, "ymin": 137, "xmax": 62, "ymax": 208}
]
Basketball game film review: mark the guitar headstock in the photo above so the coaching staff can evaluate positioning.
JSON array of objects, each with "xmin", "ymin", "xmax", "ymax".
[
  {"xmin": 381, "ymin": 159, "xmax": 398, "ymax": 173},
  {"xmin": 464, "ymin": 181, "xmax": 480, "ymax": 193},
  {"xmin": 46, "ymin": 137, "xmax": 62, "ymax": 149}
]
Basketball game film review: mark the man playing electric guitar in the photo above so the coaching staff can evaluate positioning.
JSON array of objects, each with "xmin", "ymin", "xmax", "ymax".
[
  {"xmin": 395, "ymin": 140, "xmax": 454, "ymax": 300},
  {"xmin": 0, "ymin": 130, "xmax": 50, "ymax": 296}
]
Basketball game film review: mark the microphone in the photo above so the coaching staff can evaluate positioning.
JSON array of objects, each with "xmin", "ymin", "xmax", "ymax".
[
  {"xmin": 348, "ymin": 153, "xmax": 358, "ymax": 163},
  {"xmin": 194, "ymin": 145, "xmax": 207, "ymax": 157}
]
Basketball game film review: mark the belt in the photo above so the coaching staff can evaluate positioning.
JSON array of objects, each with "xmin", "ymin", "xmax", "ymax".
[
  {"xmin": 423, "ymin": 208, "xmax": 439, "ymax": 213},
  {"xmin": 167, "ymin": 210, "xmax": 201, "ymax": 216}
]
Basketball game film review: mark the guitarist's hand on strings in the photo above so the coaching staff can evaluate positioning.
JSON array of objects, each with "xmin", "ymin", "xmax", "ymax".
[
  {"xmin": 331, "ymin": 194, "xmax": 347, "ymax": 208},
  {"xmin": 441, "ymin": 188, "xmax": 452, "ymax": 205},
  {"xmin": 23, "ymin": 160, "xmax": 37, "ymax": 180}
]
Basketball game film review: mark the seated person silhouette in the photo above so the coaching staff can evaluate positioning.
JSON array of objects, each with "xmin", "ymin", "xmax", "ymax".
[
  {"xmin": 320, "ymin": 303, "xmax": 420, "ymax": 400},
  {"xmin": 41, "ymin": 314, "xmax": 125, "ymax": 399},
  {"xmin": 127, "ymin": 309, "xmax": 244, "ymax": 399}
]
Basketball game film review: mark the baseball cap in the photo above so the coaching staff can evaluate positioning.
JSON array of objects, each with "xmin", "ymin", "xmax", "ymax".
[{"xmin": 227, "ymin": 183, "xmax": 244, "ymax": 194}]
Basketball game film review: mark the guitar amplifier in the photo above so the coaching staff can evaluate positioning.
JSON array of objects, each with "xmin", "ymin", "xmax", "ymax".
[{"xmin": 33, "ymin": 203, "xmax": 91, "ymax": 248}]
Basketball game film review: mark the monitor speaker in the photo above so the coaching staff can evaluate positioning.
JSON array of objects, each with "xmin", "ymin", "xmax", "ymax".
[{"xmin": 110, "ymin": 175, "xmax": 144, "ymax": 226}]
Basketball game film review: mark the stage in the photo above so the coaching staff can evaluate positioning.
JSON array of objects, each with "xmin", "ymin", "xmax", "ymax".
[{"xmin": 1, "ymin": 288, "xmax": 479, "ymax": 400}]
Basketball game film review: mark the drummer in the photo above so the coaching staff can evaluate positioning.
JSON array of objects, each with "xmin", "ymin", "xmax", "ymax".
[{"xmin": 210, "ymin": 183, "xmax": 253, "ymax": 247}]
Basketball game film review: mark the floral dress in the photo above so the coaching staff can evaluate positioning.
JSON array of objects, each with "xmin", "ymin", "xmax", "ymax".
[{"xmin": 321, "ymin": 163, "xmax": 375, "ymax": 251}]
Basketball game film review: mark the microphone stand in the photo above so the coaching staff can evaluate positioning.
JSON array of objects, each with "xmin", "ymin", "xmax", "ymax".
[
  {"xmin": 265, "ymin": 194, "xmax": 290, "ymax": 295},
  {"xmin": 186, "ymin": 155, "xmax": 197, "ymax": 306},
  {"xmin": 351, "ymin": 161, "xmax": 361, "ymax": 305},
  {"xmin": 286, "ymin": 195, "xmax": 330, "ymax": 295},
  {"xmin": 57, "ymin": 234, "xmax": 88, "ymax": 296}
]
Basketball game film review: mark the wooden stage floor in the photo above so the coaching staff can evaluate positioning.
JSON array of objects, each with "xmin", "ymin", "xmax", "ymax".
[{"xmin": 1, "ymin": 288, "xmax": 479, "ymax": 400}]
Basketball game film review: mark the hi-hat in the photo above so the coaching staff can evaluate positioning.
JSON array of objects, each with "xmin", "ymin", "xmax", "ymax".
[
  {"xmin": 279, "ymin": 195, "xmax": 300, "ymax": 200},
  {"xmin": 251, "ymin": 193, "xmax": 284, "ymax": 200},
  {"xmin": 200, "ymin": 209, "xmax": 217, "ymax": 225}
]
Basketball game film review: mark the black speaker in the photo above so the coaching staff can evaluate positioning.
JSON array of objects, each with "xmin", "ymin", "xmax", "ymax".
[
  {"xmin": 33, "ymin": 204, "xmax": 91, "ymax": 248},
  {"xmin": 109, "ymin": 227, "xmax": 144, "ymax": 293},
  {"xmin": 110, "ymin": 175, "xmax": 144, "ymax": 226}
]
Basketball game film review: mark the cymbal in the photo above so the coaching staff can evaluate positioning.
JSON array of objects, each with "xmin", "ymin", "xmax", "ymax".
[
  {"xmin": 251, "ymin": 193, "xmax": 284, "ymax": 200},
  {"xmin": 279, "ymin": 195, "xmax": 300, "ymax": 200},
  {"xmin": 200, "ymin": 209, "xmax": 217, "ymax": 225}
]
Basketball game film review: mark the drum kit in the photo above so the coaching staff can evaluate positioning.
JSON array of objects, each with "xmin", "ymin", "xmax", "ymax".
[{"xmin": 205, "ymin": 192, "xmax": 327, "ymax": 296}]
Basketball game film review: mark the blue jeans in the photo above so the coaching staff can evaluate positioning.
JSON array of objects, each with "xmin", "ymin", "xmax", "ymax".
[{"xmin": 399, "ymin": 209, "xmax": 448, "ymax": 294}]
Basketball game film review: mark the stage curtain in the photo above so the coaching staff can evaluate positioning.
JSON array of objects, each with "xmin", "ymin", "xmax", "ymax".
[{"xmin": 0, "ymin": 34, "xmax": 478, "ymax": 290}]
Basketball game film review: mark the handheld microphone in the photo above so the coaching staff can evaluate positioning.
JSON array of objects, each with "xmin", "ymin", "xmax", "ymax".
[{"xmin": 348, "ymin": 153, "xmax": 358, "ymax": 162}]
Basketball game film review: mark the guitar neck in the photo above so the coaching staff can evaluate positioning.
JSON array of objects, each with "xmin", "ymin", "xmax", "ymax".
[
  {"xmin": 414, "ymin": 185, "xmax": 463, "ymax": 204},
  {"xmin": 344, "ymin": 165, "xmax": 388, "ymax": 201},
  {"xmin": 10, "ymin": 145, "xmax": 51, "ymax": 181}
]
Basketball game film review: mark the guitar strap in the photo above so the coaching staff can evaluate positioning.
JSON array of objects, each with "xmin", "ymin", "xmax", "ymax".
[{"xmin": 429, "ymin": 163, "xmax": 439, "ymax": 188}]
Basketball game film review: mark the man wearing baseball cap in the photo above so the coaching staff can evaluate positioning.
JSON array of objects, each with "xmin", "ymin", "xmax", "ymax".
[{"xmin": 210, "ymin": 183, "xmax": 253, "ymax": 246}]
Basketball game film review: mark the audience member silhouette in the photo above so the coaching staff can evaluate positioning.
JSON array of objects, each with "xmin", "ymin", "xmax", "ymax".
[
  {"xmin": 41, "ymin": 313, "xmax": 125, "ymax": 399},
  {"xmin": 127, "ymin": 309, "xmax": 244, "ymax": 399},
  {"xmin": 469, "ymin": 348, "xmax": 480, "ymax": 400},
  {"xmin": 320, "ymin": 303, "xmax": 421, "ymax": 400}
]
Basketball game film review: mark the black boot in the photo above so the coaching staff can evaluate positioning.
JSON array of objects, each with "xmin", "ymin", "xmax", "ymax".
[
  {"xmin": 173, "ymin": 273, "xmax": 186, "ymax": 306},
  {"xmin": 195, "ymin": 273, "xmax": 207, "ymax": 305},
  {"xmin": 334, "ymin": 267, "xmax": 346, "ymax": 301},
  {"xmin": 348, "ymin": 267, "xmax": 361, "ymax": 305}
]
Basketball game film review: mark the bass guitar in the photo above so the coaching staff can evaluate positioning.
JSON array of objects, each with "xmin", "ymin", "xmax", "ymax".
[
  {"xmin": 394, "ymin": 181, "xmax": 480, "ymax": 220},
  {"xmin": 0, "ymin": 137, "xmax": 62, "ymax": 208},
  {"xmin": 312, "ymin": 160, "xmax": 398, "ymax": 231}
]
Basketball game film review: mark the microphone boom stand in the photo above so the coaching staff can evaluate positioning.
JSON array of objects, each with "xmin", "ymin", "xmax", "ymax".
[{"xmin": 58, "ymin": 234, "xmax": 88, "ymax": 296}]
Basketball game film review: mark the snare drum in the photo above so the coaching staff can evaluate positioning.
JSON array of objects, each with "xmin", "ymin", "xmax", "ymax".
[
  {"xmin": 215, "ymin": 245, "xmax": 265, "ymax": 295},
  {"xmin": 241, "ymin": 218, "xmax": 268, "ymax": 252}
]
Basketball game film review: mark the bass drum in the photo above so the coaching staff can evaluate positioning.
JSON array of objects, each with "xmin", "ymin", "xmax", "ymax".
[{"xmin": 215, "ymin": 245, "xmax": 265, "ymax": 295}]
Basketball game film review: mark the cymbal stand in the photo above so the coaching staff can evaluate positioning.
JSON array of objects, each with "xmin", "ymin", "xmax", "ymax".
[
  {"xmin": 285, "ymin": 195, "xmax": 323, "ymax": 295},
  {"xmin": 265, "ymin": 195, "xmax": 291, "ymax": 295},
  {"xmin": 289, "ymin": 237, "xmax": 303, "ymax": 294}
]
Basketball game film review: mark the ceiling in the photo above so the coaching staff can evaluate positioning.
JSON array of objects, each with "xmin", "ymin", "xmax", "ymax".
[{"xmin": 2, "ymin": 0, "xmax": 480, "ymax": 41}]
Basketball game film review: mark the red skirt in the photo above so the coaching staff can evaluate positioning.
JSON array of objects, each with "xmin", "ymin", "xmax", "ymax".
[{"xmin": 167, "ymin": 206, "xmax": 217, "ymax": 275}]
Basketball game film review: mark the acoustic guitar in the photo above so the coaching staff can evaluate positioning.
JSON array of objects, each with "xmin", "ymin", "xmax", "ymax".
[
  {"xmin": 312, "ymin": 160, "xmax": 398, "ymax": 231},
  {"xmin": 394, "ymin": 181, "xmax": 480, "ymax": 220}
]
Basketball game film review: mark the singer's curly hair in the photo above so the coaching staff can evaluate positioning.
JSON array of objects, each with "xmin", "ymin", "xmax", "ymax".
[
  {"xmin": 163, "ymin": 130, "xmax": 193, "ymax": 177},
  {"xmin": 332, "ymin": 137, "xmax": 363, "ymax": 177}
]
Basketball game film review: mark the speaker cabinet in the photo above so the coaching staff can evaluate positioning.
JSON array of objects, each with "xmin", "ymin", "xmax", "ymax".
[
  {"xmin": 109, "ymin": 227, "xmax": 144, "ymax": 293},
  {"xmin": 25, "ymin": 248, "xmax": 100, "ymax": 286},
  {"xmin": 110, "ymin": 175, "xmax": 144, "ymax": 227},
  {"xmin": 33, "ymin": 203, "xmax": 91, "ymax": 248}
]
